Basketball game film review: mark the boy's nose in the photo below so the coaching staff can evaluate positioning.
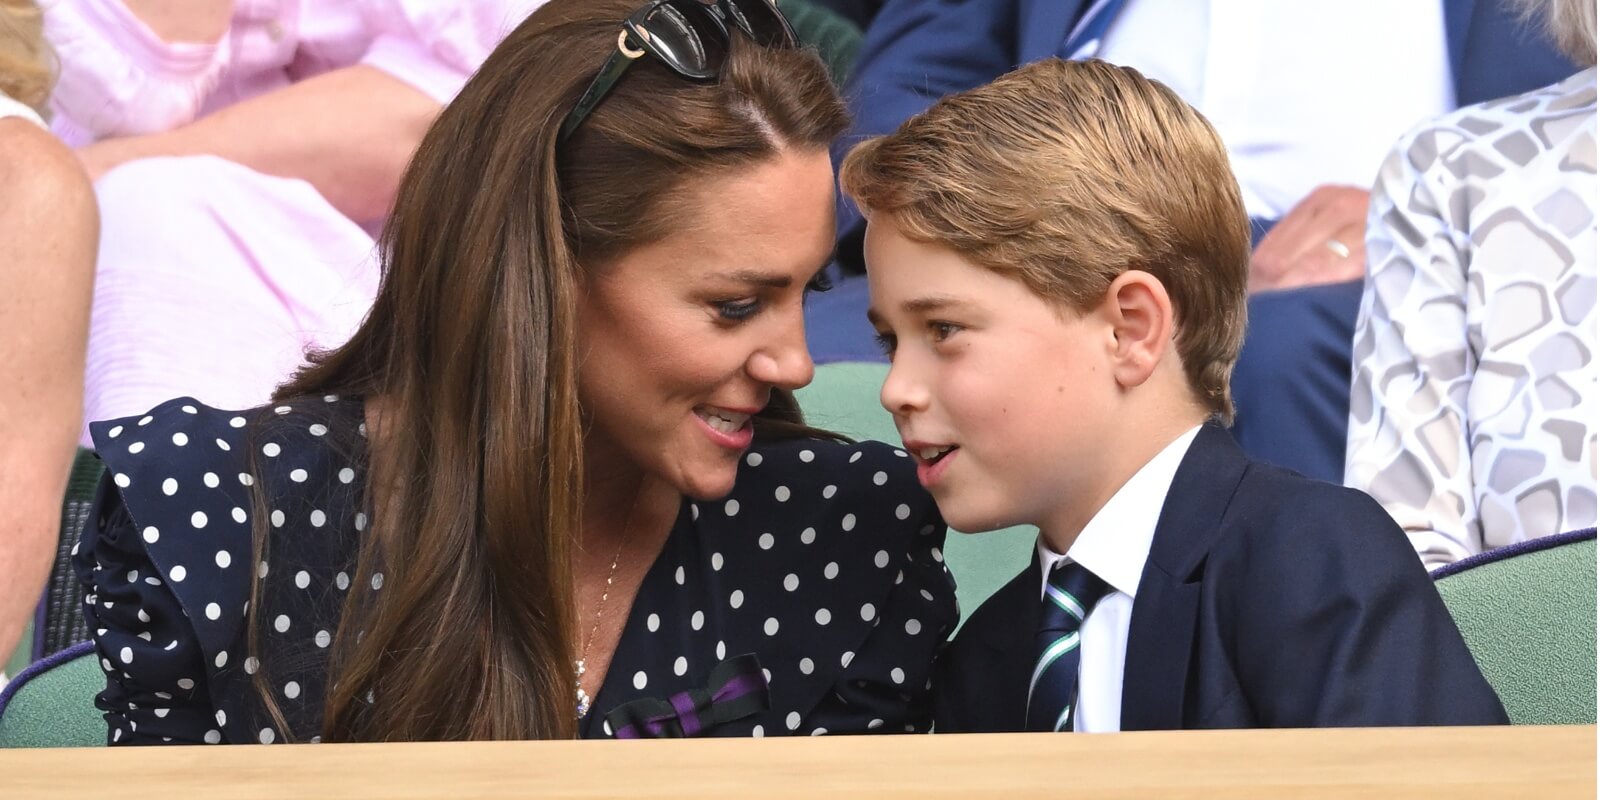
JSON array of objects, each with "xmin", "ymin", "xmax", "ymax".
[{"xmin": 879, "ymin": 359, "xmax": 929, "ymax": 417}]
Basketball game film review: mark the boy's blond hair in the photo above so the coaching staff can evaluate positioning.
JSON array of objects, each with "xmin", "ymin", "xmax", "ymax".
[{"xmin": 842, "ymin": 58, "xmax": 1249, "ymax": 422}]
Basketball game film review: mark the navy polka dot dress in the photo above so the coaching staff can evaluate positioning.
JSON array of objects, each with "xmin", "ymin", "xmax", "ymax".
[{"xmin": 72, "ymin": 396, "xmax": 959, "ymax": 744}]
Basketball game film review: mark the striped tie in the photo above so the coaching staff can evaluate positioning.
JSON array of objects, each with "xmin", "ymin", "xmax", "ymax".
[
  {"xmin": 1057, "ymin": 0, "xmax": 1128, "ymax": 61},
  {"xmin": 1026, "ymin": 561, "xmax": 1111, "ymax": 732}
]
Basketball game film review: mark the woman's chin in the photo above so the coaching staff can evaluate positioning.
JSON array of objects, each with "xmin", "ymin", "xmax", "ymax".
[{"xmin": 672, "ymin": 459, "xmax": 740, "ymax": 503}]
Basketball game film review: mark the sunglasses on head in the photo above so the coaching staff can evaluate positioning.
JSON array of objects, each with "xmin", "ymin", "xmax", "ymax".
[{"xmin": 558, "ymin": 0, "xmax": 799, "ymax": 143}]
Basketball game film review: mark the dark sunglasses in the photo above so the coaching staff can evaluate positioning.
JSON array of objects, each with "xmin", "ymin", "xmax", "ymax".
[{"xmin": 558, "ymin": 0, "xmax": 798, "ymax": 143}]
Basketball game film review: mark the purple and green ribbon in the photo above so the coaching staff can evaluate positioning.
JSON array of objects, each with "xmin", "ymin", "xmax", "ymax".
[{"xmin": 605, "ymin": 653, "xmax": 770, "ymax": 739}]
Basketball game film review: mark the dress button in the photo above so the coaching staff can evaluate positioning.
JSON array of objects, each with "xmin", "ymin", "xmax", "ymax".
[{"xmin": 266, "ymin": 20, "xmax": 285, "ymax": 41}]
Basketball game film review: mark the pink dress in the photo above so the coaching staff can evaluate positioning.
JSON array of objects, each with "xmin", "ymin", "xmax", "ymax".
[{"xmin": 46, "ymin": 0, "xmax": 545, "ymax": 443}]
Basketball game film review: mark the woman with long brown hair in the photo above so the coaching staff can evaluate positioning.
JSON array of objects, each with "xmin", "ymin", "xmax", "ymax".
[{"xmin": 72, "ymin": 0, "xmax": 955, "ymax": 743}]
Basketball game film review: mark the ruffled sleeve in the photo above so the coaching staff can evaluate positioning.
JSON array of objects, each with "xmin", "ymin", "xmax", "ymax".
[
  {"xmin": 356, "ymin": 0, "xmax": 548, "ymax": 105},
  {"xmin": 75, "ymin": 396, "xmax": 331, "ymax": 746},
  {"xmin": 73, "ymin": 475, "xmax": 221, "ymax": 745}
]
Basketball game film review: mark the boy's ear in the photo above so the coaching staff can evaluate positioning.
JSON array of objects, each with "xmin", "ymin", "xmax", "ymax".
[{"xmin": 1101, "ymin": 270, "xmax": 1175, "ymax": 390}]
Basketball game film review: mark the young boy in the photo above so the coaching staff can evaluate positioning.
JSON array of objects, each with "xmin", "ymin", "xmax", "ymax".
[{"xmin": 841, "ymin": 58, "xmax": 1505, "ymax": 732}]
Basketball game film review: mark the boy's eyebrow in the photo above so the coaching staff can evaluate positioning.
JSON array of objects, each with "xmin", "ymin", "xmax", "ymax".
[
  {"xmin": 866, "ymin": 294, "xmax": 976, "ymax": 328},
  {"xmin": 902, "ymin": 294, "xmax": 974, "ymax": 314}
]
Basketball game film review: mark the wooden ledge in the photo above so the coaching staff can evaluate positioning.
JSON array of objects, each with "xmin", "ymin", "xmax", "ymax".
[{"xmin": 1, "ymin": 724, "xmax": 1592, "ymax": 798}]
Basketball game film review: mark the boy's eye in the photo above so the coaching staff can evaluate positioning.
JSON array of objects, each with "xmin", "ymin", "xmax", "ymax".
[
  {"xmin": 929, "ymin": 321, "xmax": 962, "ymax": 342},
  {"xmin": 805, "ymin": 270, "xmax": 834, "ymax": 295},
  {"xmin": 716, "ymin": 299, "xmax": 761, "ymax": 322}
]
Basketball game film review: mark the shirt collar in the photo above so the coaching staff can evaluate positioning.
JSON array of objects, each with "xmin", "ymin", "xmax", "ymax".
[{"xmin": 1038, "ymin": 425, "xmax": 1203, "ymax": 599}]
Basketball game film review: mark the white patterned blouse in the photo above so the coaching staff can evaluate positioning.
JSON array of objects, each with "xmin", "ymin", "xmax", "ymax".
[{"xmin": 1346, "ymin": 68, "xmax": 1597, "ymax": 570}]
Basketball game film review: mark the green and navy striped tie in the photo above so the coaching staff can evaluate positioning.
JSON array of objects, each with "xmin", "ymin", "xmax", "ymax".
[{"xmin": 1025, "ymin": 561, "xmax": 1110, "ymax": 732}]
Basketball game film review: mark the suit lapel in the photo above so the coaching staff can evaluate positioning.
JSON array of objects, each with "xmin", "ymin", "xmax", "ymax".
[
  {"xmin": 1121, "ymin": 423, "xmax": 1249, "ymax": 730},
  {"xmin": 1017, "ymin": 0, "xmax": 1090, "ymax": 62},
  {"xmin": 1443, "ymin": 0, "xmax": 1476, "ymax": 101},
  {"xmin": 972, "ymin": 553, "xmax": 1043, "ymax": 731}
]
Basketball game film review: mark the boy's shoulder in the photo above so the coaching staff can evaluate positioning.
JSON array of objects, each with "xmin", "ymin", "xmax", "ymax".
[{"xmin": 1219, "ymin": 458, "xmax": 1405, "ymax": 560}]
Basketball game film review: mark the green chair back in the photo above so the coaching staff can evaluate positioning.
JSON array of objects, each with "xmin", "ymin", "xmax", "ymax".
[
  {"xmin": 777, "ymin": 0, "xmax": 864, "ymax": 86},
  {"xmin": 1434, "ymin": 530, "xmax": 1597, "ymax": 724},
  {"xmin": 796, "ymin": 362, "xmax": 1036, "ymax": 629},
  {"xmin": 0, "ymin": 643, "xmax": 104, "ymax": 748},
  {"xmin": 4, "ymin": 447, "xmax": 105, "ymax": 679},
  {"xmin": 40, "ymin": 449, "xmax": 105, "ymax": 657}
]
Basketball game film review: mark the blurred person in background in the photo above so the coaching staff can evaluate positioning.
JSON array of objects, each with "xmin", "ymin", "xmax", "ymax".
[
  {"xmin": 0, "ymin": 0, "xmax": 97, "ymax": 682},
  {"xmin": 1346, "ymin": 0, "xmax": 1596, "ymax": 569},
  {"xmin": 43, "ymin": 0, "xmax": 545, "ymax": 444}
]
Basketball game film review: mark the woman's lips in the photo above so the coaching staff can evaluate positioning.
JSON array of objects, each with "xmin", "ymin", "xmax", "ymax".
[{"xmin": 694, "ymin": 406, "xmax": 755, "ymax": 450}]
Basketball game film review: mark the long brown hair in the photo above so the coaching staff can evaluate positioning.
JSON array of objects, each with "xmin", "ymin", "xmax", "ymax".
[{"xmin": 244, "ymin": 0, "xmax": 848, "ymax": 742}]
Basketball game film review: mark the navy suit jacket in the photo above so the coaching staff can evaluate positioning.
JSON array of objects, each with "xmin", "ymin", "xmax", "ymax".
[
  {"xmin": 933, "ymin": 423, "xmax": 1507, "ymax": 732},
  {"xmin": 834, "ymin": 0, "xmax": 1581, "ymax": 269}
]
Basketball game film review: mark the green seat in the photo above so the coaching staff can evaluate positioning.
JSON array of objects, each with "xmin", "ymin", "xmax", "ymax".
[
  {"xmin": 4, "ymin": 447, "xmax": 104, "ymax": 679},
  {"xmin": 1434, "ymin": 529, "xmax": 1597, "ymax": 724},
  {"xmin": 796, "ymin": 362, "xmax": 1036, "ymax": 628},
  {"xmin": 0, "ymin": 642, "xmax": 103, "ymax": 748},
  {"xmin": 777, "ymin": 0, "xmax": 863, "ymax": 87}
]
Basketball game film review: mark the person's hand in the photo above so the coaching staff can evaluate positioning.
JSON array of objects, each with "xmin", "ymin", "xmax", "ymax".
[{"xmin": 1249, "ymin": 184, "xmax": 1370, "ymax": 294}]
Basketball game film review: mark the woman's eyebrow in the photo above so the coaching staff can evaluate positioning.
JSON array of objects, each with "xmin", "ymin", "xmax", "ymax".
[{"xmin": 709, "ymin": 269, "xmax": 793, "ymax": 288}]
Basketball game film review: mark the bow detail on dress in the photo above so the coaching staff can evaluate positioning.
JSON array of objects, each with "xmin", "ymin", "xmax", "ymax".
[{"xmin": 604, "ymin": 654, "xmax": 770, "ymax": 738}]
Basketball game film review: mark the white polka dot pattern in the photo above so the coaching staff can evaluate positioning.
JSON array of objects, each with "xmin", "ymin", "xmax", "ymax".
[{"xmin": 76, "ymin": 399, "xmax": 958, "ymax": 744}]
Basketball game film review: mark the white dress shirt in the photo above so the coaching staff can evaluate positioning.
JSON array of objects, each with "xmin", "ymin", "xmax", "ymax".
[
  {"xmin": 1037, "ymin": 424, "xmax": 1202, "ymax": 732},
  {"xmin": 1093, "ymin": 0, "xmax": 1453, "ymax": 218}
]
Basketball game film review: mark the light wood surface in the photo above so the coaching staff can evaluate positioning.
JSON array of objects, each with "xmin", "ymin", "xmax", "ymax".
[{"xmin": 1, "ymin": 725, "xmax": 1593, "ymax": 798}]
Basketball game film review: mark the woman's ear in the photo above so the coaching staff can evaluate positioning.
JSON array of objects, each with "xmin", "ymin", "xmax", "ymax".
[{"xmin": 1102, "ymin": 270, "xmax": 1175, "ymax": 390}]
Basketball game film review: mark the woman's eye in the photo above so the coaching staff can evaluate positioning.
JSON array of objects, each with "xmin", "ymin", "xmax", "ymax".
[
  {"xmin": 873, "ymin": 331, "xmax": 897, "ymax": 357},
  {"xmin": 715, "ymin": 299, "xmax": 761, "ymax": 322},
  {"xmin": 929, "ymin": 321, "xmax": 962, "ymax": 342}
]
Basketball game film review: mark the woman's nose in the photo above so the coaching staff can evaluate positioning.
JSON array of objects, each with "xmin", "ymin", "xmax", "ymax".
[{"xmin": 749, "ymin": 320, "xmax": 815, "ymax": 390}]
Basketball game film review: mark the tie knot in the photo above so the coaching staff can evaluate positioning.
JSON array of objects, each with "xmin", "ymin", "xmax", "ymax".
[{"xmin": 1041, "ymin": 562, "xmax": 1110, "ymax": 632}]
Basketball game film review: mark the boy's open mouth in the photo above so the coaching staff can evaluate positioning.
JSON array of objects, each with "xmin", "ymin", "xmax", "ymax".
[{"xmin": 915, "ymin": 445, "xmax": 959, "ymax": 465}]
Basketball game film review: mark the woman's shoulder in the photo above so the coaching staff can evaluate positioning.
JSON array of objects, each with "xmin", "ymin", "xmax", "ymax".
[
  {"xmin": 734, "ymin": 436, "xmax": 922, "ymax": 502},
  {"xmin": 90, "ymin": 397, "xmax": 258, "ymax": 508},
  {"xmin": 78, "ymin": 395, "xmax": 367, "ymax": 743},
  {"xmin": 693, "ymin": 435, "xmax": 946, "ymax": 602},
  {"xmin": 90, "ymin": 395, "xmax": 362, "ymax": 501},
  {"xmin": 88, "ymin": 395, "xmax": 369, "ymax": 587},
  {"xmin": 710, "ymin": 436, "xmax": 938, "ymax": 551}
]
